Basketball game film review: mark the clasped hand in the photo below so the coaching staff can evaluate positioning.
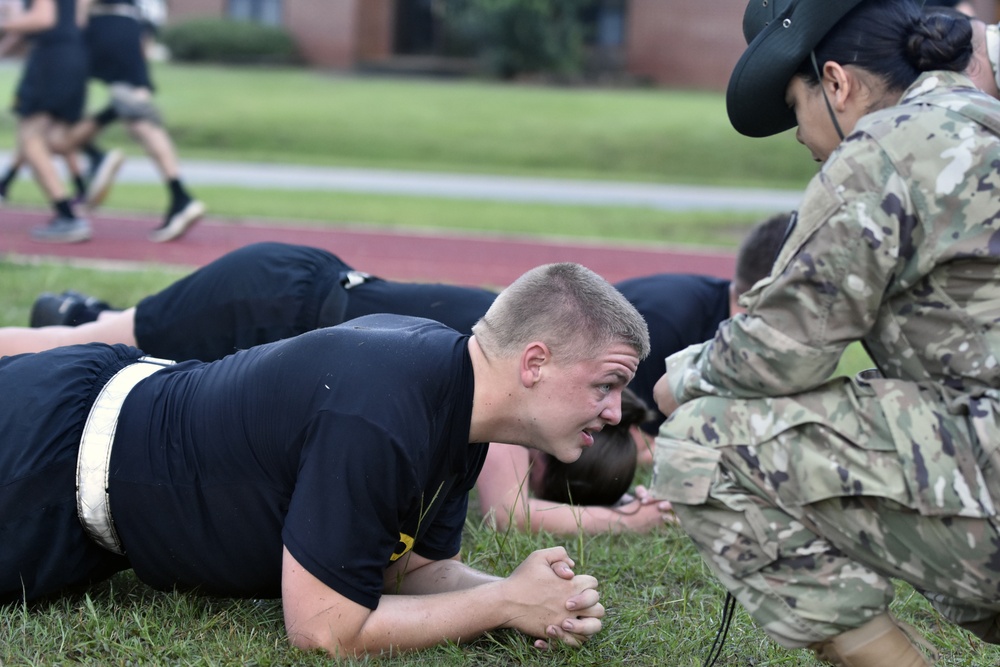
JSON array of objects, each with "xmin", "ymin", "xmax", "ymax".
[{"xmin": 502, "ymin": 546, "xmax": 603, "ymax": 649}]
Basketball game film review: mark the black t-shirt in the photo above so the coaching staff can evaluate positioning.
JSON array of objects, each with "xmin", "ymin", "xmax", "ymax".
[
  {"xmin": 110, "ymin": 315, "xmax": 485, "ymax": 609},
  {"xmin": 614, "ymin": 274, "xmax": 731, "ymax": 431},
  {"xmin": 345, "ymin": 279, "xmax": 497, "ymax": 335},
  {"xmin": 29, "ymin": 0, "xmax": 81, "ymax": 44},
  {"xmin": 86, "ymin": 0, "xmax": 153, "ymax": 88}
]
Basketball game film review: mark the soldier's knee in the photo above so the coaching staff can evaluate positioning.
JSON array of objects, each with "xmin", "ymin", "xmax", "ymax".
[{"xmin": 109, "ymin": 84, "xmax": 163, "ymax": 126}]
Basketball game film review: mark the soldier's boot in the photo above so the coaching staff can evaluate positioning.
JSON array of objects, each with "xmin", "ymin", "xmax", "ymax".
[{"xmin": 808, "ymin": 614, "xmax": 933, "ymax": 666}]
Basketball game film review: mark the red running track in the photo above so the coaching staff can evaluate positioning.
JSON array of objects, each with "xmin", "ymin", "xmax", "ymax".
[{"xmin": 0, "ymin": 208, "xmax": 736, "ymax": 287}]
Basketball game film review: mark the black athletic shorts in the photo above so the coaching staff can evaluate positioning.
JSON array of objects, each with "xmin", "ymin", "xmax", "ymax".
[
  {"xmin": 134, "ymin": 243, "xmax": 350, "ymax": 362},
  {"xmin": 14, "ymin": 38, "xmax": 89, "ymax": 121},
  {"xmin": 0, "ymin": 344, "xmax": 139, "ymax": 603},
  {"xmin": 86, "ymin": 14, "xmax": 153, "ymax": 88}
]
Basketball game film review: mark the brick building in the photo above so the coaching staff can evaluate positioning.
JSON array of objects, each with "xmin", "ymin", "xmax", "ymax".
[{"xmin": 167, "ymin": 0, "xmax": 1000, "ymax": 92}]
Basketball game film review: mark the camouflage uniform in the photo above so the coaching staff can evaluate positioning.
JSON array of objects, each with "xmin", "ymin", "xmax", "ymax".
[{"xmin": 652, "ymin": 71, "xmax": 1000, "ymax": 648}]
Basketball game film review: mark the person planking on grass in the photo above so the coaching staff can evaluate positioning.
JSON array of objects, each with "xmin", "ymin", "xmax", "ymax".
[
  {"xmin": 652, "ymin": 1, "xmax": 1000, "ymax": 665},
  {"xmin": 0, "ymin": 212, "xmax": 788, "ymax": 536},
  {"xmin": 6, "ymin": 211, "xmax": 790, "ymax": 442},
  {"xmin": 0, "ymin": 262, "xmax": 648, "ymax": 658}
]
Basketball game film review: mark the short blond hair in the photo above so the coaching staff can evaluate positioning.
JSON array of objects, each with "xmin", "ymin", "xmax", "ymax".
[{"xmin": 472, "ymin": 263, "xmax": 649, "ymax": 362}]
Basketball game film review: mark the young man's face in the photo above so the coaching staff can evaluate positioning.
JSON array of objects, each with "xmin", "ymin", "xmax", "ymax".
[{"xmin": 530, "ymin": 342, "xmax": 640, "ymax": 463}]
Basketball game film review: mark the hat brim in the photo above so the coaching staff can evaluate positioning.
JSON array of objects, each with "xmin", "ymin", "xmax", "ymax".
[{"xmin": 726, "ymin": 0, "xmax": 866, "ymax": 138}]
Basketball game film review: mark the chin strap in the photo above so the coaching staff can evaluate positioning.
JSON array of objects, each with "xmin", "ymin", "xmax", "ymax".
[
  {"xmin": 811, "ymin": 51, "xmax": 846, "ymax": 142},
  {"xmin": 703, "ymin": 592, "xmax": 738, "ymax": 667}
]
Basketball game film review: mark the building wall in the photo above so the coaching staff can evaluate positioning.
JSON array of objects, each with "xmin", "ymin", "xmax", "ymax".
[
  {"xmin": 285, "ymin": 0, "xmax": 356, "ymax": 67},
  {"xmin": 355, "ymin": 0, "xmax": 394, "ymax": 62},
  {"xmin": 169, "ymin": 0, "xmax": 226, "ymax": 19},
  {"xmin": 166, "ymin": 0, "xmax": 1000, "ymax": 89},
  {"xmin": 168, "ymin": 0, "xmax": 385, "ymax": 68},
  {"xmin": 625, "ymin": 0, "xmax": 746, "ymax": 91}
]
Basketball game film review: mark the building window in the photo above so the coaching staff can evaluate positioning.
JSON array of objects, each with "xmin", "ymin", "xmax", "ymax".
[
  {"xmin": 227, "ymin": 0, "xmax": 283, "ymax": 26},
  {"xmin": 394, "ymin": 0, "xmax": 438, "ymax": 55},
  {"xmin": 582, "ymin": 0, "xmax": 625, "ymax": 49}
]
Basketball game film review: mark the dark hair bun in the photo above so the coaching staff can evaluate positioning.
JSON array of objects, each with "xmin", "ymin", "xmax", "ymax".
[{"xmin": 905, "ymin": 12, "xmax": 973, "ymax": 72}]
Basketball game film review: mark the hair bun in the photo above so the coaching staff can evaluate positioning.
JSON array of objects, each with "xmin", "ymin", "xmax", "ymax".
[{"xmin": 905, "ymin": 12, "xmax": 973, "ymax": 72}]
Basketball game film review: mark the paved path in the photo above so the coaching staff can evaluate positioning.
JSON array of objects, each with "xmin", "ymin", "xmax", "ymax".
[
  {"xmin": 1, "ymin": 151, "xmax": 803, "ymax": 213},
  {"xmin": 134, "ymin": 160, "xmax": 803, "ymax": 212}
]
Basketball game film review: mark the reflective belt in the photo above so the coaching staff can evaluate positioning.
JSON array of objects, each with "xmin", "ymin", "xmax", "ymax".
[
  {"xmin": 89, "ymin": 4, "xmax": 142, "ymax": 20},
  {"xmin": 76, "ymin": 356, "xmax": 175, "ymax": 554},
  {"xmin": 341, "ymin": 270, "xmax": 373, "ymax": 289}
]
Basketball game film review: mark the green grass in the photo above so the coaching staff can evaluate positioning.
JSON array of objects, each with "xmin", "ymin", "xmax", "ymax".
[
  {"xmin": 6, "ymin": 182, "xmax": 767, "ymax": 247},
  {"xmin": 0, "ymin": 60, "xmax": 806, "ymax": 242},
  {"xmin": 2, "ymin": 62, "xmax": 991, "ymax": 666},
  {"xmin": 0, "ymin": 61, "xmax": 817, "ymax": 190},
  {"xmin": 1, "ymin": 266, "xmax": 997, "ymax": 666}
]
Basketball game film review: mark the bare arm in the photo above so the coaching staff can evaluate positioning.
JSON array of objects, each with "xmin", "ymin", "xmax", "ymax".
[
  {"xmin": 476, "ymin": 442, "xmax": 671, "ymax": 534},
  {"xmin": 0, "ymin": 307, "xmax": 139, "ymax": 357},
  {"xmin": 76, "ymin": 0, "xmax": 91, "ymax": 27},
  {"xmin": 0, "ymin": 0, "xmax": 55, "ymax": 34},
  {"xmin": 653, "ymin": 372, "xmax": 679, "ymax": 417},
  {"xmin": 0, "ymin": 29, "xmax": 21, "ymax": 56},
  {"xmin": 281, "ymin": 545, "xmax": 604, "ymax": 658}
]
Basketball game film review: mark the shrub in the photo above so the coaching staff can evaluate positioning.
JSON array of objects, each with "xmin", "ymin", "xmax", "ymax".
[
  {"xmin": 441, "ymin": 0, "xmax": 591, "ymax": 80},
  {"xmin": 161, "ymin": 19, "xmax": 300, "ymax": 66}
]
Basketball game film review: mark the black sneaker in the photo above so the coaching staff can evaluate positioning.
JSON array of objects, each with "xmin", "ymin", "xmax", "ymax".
[{"xmin": 29, "ymin": 290, "xmax": 114, "ymax": 327}]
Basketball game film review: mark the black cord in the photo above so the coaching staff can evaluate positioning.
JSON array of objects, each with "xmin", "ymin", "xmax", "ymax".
[{"xmin": 703, "ymin": 592, "xmax": 737, "ymax": 667}]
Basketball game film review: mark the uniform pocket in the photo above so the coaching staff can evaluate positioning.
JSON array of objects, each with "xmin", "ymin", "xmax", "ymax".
[
  {"xmin": 866, "ymin": 378, "xmax": 995, "ymax": 519},
  {"xmin": 651, "ymin": 437, "xmax": 721, "ymax": 504}
]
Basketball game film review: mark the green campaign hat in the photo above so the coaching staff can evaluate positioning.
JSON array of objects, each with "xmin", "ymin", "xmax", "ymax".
[{"xmin": 726, "ymin": 0, "xmax": 867, "ymax": 138}]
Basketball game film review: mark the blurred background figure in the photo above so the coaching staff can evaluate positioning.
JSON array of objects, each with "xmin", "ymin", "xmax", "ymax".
[
  {"xmin": 66, "ymin": 0, "xmax": 204, "ymax": 242},
  {"xmin": 0, "ymin": 0, "xmax": 93, "ymax": 242}
]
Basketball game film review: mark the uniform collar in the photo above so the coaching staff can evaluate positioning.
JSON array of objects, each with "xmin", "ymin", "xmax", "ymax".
[{"xmin": 898, "ymin": 70, "xmax": 983, "ymax": 106}]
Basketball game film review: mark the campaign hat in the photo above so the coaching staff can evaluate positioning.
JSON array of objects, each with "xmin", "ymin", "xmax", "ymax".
[{"xmin": 726, "ymin": 0, "xmax": 867, "ymax": 137}]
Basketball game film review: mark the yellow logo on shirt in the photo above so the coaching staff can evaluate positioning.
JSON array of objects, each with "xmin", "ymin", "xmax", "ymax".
[{"xmin": 390, "ymin": 533, "xmax": 415, "ymax": 561}]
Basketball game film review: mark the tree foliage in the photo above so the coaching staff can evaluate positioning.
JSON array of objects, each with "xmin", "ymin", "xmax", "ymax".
[{"xmin": 441, "ymin": 0, "xmax": 592, "ymax": 79}]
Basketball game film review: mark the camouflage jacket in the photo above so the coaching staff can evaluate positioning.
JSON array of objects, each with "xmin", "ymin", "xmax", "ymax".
[{"xmin": 666, "ymin": 72, "xmax": 1000, "ymax": 410}]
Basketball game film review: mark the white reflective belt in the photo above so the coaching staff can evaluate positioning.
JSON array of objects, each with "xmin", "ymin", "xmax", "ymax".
[
  {"xmin": 342, "ymin": 270, "xmax": 372, "ymax": 289},
  {"xmin": 89, "ymin": 4, "xmax": 142, "ymax": 20},
  {"xmin": 76, "ymin": 356, "xmax": 175, "ymax": 554}
]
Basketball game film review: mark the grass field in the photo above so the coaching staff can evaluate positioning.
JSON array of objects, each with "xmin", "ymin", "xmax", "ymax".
[
  {"xmin": 1, "ymin": 63, "xmax": 995, "ymax": 666},
  {"xmin": 0, "ymin": 60, "xmax": 801, "ymax": 245},
  {"xmin": 5, "ymin": 182, "xmax": 772, "ymax": 248},
  {"xmin": 0, "ymin": 61, "xmax": 817, "ymax": 189}
]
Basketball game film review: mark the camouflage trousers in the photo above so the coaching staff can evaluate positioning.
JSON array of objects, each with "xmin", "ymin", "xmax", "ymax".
[{"xmin": 652, "ymin": 372, "xmax": 1000, "ymax": 648}]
